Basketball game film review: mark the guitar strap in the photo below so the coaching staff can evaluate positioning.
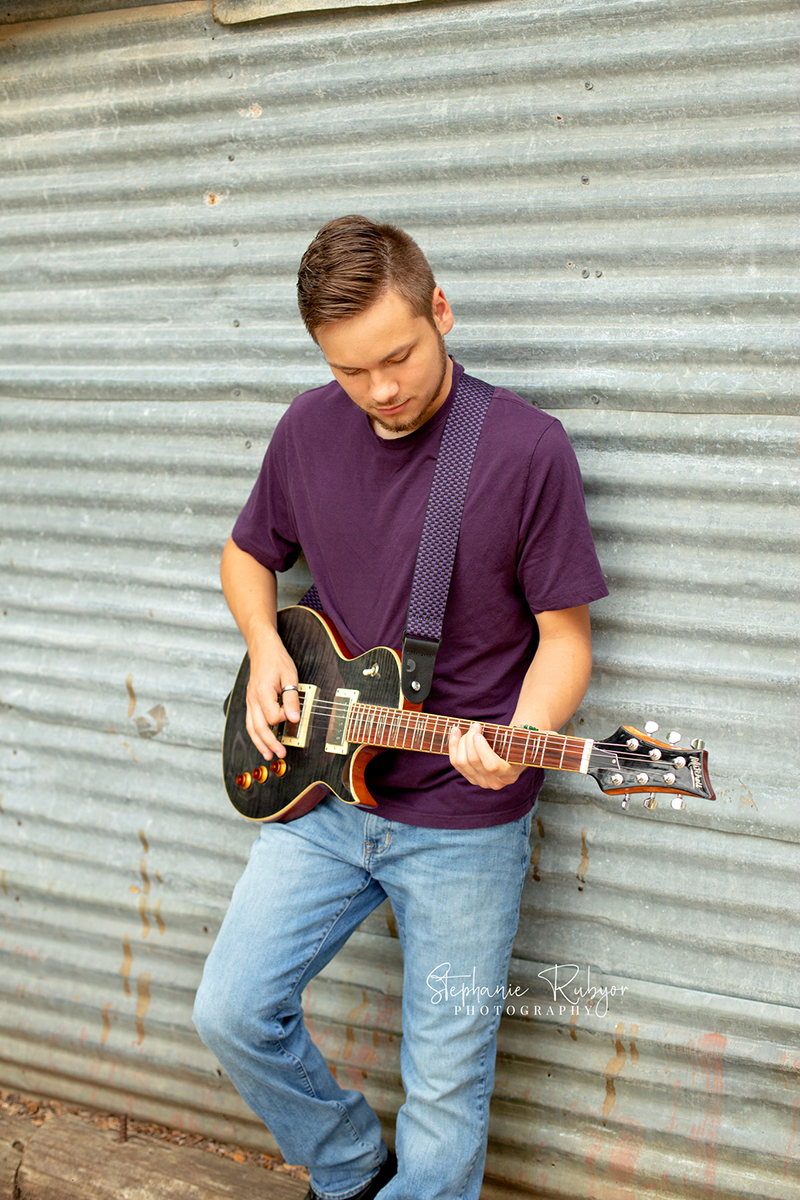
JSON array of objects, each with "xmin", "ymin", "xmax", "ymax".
[{"xmin": 301, "ymin": 371, "xmax": 495, "ymax": 702}]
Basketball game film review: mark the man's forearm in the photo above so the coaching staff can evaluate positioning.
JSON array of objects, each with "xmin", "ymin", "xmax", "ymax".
[
  {"xmin": 510, "ymin": 606, "xmax": 593, "ymax": 733},
  {"xmin": 220, "ymin": 536, "xmax": 281, "ymax": 653}
]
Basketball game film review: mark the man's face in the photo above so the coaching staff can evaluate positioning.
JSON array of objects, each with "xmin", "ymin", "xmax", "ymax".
[{"xmin": 315, "ymin": 287, "xmax": 454, "ymax": 439}]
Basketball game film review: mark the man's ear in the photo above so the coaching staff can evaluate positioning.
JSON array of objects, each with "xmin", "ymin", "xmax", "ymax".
[{"xmin": 431, "ymin": 286, "xmax": 455, "ymax": 336}]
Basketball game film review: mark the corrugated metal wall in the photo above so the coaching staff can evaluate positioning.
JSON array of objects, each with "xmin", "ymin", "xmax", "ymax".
[{"xmin": 1, "ymin": 1, "xmax": 798, "ymax": 1196}]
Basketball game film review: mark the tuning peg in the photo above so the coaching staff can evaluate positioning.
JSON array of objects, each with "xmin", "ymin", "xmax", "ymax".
[
  {"xmin": 644, "ymin": 721, "xmax": 659, "ymax": 734},
  {"xmin": 671, "ymin": 796, "xmax": 686, "ymax": 810},
  {"xmin": 691, "ymin": 738, "xmax": 705, "ymax": 751},
  {"xmin": 668, "ymin": 731, "xmax": 681, "ymax": 744},
  {"xmin": 643, "ymin": 793, "xmax": 658, "ymax": 810}
]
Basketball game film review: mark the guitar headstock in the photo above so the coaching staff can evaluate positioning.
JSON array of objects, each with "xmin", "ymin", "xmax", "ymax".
[{"xmin": 588, "ymin": 725, "xmax": 715, "ymax": 812}]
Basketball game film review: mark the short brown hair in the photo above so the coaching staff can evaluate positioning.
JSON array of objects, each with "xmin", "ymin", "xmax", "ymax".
[{"xmin": 297, "ymin": 214, "xmax": 437, "ymax": 341}]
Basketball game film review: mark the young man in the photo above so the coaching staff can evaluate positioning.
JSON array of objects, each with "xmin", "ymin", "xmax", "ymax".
[{"xmin": 194, "ymin": 216, "xmax": 608, "ymax": 1199}]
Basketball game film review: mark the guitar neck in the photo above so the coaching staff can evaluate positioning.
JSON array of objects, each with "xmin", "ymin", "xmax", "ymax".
[{"xmin": 346, "ymin": 704, "xmax": 593, "ymax": 774}]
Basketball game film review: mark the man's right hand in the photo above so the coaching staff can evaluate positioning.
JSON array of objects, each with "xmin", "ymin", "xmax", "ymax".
[
  {"xmin": 218, "ymin": 538, "xmax": 304, "ymax": 761},
  {"xmin": 245, "ymin": 627, "xmax": 301, "ymax": 762}
]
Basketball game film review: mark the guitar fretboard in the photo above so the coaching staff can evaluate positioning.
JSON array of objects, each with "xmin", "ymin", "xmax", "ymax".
[{"xmin": 346, "ymin": 704, "xmax": 589, "ymax": 773}]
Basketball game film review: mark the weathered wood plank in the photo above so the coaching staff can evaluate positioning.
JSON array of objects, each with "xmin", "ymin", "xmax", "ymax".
[
  {"xmin": 0, "ymin": 1114, "xmax": 30, "ymax": 1200},
  {"xmin": 18, "ymin": 1114, "xmax": 307, "ymax": 1200}
]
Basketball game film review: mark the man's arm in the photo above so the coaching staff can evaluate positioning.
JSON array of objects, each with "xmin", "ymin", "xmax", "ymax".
[
  {"xmin": 220, "ymin": 536, "xmax": 301, "ymax": 761},
  {"xmin": 448, "ymin": 604, "xmax": 593, "ymax": 790}
]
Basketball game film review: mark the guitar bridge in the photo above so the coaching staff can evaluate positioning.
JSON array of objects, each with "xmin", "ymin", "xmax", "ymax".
[
  {"xmin": 280, "ymin": 683, "xmax": 317, "ymax": 748},
  {"xmin": 325, "ymin": 688, "xmax": 359, "ymax": 755}
]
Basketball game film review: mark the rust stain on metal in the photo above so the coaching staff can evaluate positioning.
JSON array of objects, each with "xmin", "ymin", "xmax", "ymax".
[
  {"xmin": 385, "ymin": 903, "xmax": 398, "ymax": 939},
  {"xmin": 121, "ymin": 741, "xmax": 138, "ymax": 763},
  {"xmin": 602, "ymin": 1021, "xmax": 626, "ymax": 1117},
  {"xmin": 135, "ymin": 972, "xmax": 152, "ymax": 1046},
  {"xmin": 569, "ymin": 1007, "xmax": 578, "ymax": 1041},
  {"xmin": 630, "ymin": 1023, "xmax": 640, "ymax": 1065},
  {"xmin": 1, "ymin": 870, "xmax": 7, "ymax": 895},
  {"xmin": 531, "ymin": 843, "xmax": 542, "ymax": 881},
  {"xmin": 739, "ymin": 783, "xmax": 757, "ymax": 810},
  {"xmin": 138, "ymin": 894, "xmax": 151, "ymax": 939},
  {"xmin": 344, "ymin": 1025, "xmax": 355, "ymax": 1060},
  {"xmin": 120, "ymin": 936, "xmax": 133, "ymax": 998},
  {"xmin": 535, "ymin": 816, "xmax": 544, "ymax": 838},
  {"xmin": 139, "ymin": 829, "xmax": 149, "ymax": 855},
  {"xmin": 126, "ymin": 675, "xmax": 136, "ymax": 717},
  {"xmin": 348, "ymin": 991, "xmax": 369, "ymax": 1026},
  {"xmin": 154, "ymin": 898, "xmax": 165, "ymax": 936},
  {"xmin": 577, "ymin": 826, "xmax": 589, "ymax": 883},
  {"xmin": 100, "ymin": 1001, "xmax": 112, "ymax": 1045}
]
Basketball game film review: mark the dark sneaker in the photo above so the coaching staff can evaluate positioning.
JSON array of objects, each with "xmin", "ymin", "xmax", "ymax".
[{"xmin": 304, "ymin": 1149, "xmax": 398, "ymax": 1200}]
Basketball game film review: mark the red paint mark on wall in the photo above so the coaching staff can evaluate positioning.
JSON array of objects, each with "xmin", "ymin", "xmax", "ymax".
[
  {"xmin": 785, "ymin": 1095, "xmax": 799, "ymax": 1177},
  {"xmin": 668, "ymin": 1078, "xmax": 680, "ymax": 1133},
  {"xmin": 608, "ymin": 1119, "xmax": 646, "ymax": 1188},
  {"xmin": 688, "ymin": 1031, "xmax": 726, "ymax": 1193}
]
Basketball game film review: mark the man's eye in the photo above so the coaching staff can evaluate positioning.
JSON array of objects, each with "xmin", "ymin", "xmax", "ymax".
[{"xmin": 389, "ymin": 352, "xmax": 411, "ymax": 365}]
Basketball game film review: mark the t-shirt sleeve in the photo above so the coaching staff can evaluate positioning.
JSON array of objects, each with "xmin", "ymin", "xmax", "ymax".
[
  {"xmin": 230, "ymin": 419, "xmax": 302, "ymax": 573},
  {"xmin": 516, "ymin": 419, "xmax": 608, "ymax": 613}
]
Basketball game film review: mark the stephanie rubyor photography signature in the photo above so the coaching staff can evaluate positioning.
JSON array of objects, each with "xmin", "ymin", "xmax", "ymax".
[{"xmin": 426, "ymin": 962, "xmax": 626, "ymax": 1019}]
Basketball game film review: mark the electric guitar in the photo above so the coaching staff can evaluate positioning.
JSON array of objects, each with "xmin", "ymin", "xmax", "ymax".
[{"xmin": 222, "ymin": 606, "xmax": 715, "ymax": 823}]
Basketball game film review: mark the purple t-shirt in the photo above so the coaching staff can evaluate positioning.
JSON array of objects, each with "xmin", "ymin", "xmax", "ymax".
[{"xmin": 232, "ymin": 361, "xmax": 608, "ymax": 829}]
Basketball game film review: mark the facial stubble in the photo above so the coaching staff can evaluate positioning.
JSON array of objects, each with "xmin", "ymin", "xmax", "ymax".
[{"xmin": 370, "ymin": 335, "xmax": 449, "ymax": 435}]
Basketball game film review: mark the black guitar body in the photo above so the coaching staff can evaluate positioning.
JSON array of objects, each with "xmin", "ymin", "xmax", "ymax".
[{"xmin": 222, "ymin": 606, "xmax": 403, "ymax": 822}]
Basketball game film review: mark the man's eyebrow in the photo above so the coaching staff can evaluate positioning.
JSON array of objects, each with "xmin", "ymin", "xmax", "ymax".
[{"xmin": 328, "ymin": 339, "xmax": 417, "ymax": 371}]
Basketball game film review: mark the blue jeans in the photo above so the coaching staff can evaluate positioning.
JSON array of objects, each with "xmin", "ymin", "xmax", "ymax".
[{"xmin": 193, "ymin": 797, "xmax": 532, "ymax": 1200}]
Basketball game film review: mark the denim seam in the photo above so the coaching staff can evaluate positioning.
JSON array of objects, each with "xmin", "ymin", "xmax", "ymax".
[
  {"xmin": 271, "ymin": 875, "xmax": 381, "ymax": 1154},
  {"xmin": 282, "ymin": 873, "xmax": 376, "ymax": 1008},
  {"xmin": 457, "ymin": 1036, "xmax": 490, "ymax": 1200},
  {"xmin": 455, "ymin": 813, "xmax": 531, "ymax": 1197}
]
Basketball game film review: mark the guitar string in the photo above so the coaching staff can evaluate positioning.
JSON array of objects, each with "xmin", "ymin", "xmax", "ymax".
[
  {"xmin": 269, "ymin": 699, "xmax": 690, "ymax": 756},
  {"xmin": 248, "ymin": 701, "xmax": 691, "ymax": 767}
]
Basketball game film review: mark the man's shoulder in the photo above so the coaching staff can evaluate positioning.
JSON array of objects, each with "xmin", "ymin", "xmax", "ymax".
[
  {"xmin": 284, "ymin": 378, "xmax": 351, "ymax": 422},
  {"xmin": 479, "ymin": 381, "xmax": 568, "ymax": 456},
  {"xmin": 487, "ymin": 382, "xmax": 555, "ymax": 423}
]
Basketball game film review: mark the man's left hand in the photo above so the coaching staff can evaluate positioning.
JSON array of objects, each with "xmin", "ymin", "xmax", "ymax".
[{"xmin": 448, "ymin": 722, "xmax": 532, "ymax": 791}]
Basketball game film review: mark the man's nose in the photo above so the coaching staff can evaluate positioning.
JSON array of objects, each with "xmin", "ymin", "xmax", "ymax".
[{"xmin": 370, "ymin": 372, "xmax": 400, "ymax": 405}]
